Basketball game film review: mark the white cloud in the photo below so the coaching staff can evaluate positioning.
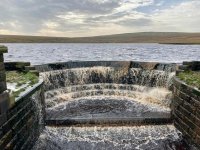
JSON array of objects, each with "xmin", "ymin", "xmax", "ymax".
[
  {"xmin": 151, "ymin": 1, "xmax": 200, "ymax": 32},
  {"xmin": 0, "ymin": 0, "xmax": 200, "ymax": 36}
]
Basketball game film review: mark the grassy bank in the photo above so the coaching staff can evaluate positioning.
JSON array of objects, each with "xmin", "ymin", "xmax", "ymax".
[
  {"xmin": 6, "ymin": 71, "xmax": 39, "ymax": 99},
  {"xmin": 1, "ymin": 32, "xmax": 200, "ymax": 44},
  {"xmin": 178, "ymin": 71, "xmax": 200, "ymax": 89}
]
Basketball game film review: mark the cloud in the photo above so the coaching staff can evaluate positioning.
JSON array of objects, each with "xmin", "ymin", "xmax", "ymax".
[
  {"xmin": 151, "ymin": 0, "xmax": 200, "ymax": 32},
  {"xmin": 0, "ymin": 0, "xmax": 200, "ymax": 36}
]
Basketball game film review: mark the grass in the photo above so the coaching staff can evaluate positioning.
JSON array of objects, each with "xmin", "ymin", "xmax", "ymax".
[
  {"xmin": 178, "ymin": 71, "xmax": 200, "ymax": 89},
  {"xmin": 6, "ymin": 71, "xmax": 39, "ymax": 99},
  {"xmin": 1, "ymin": 32, "xmax": 200, "ymax": 44},
  {"xmin": 6, "ymin": 71, "xmax": 38, "ymax": 87}
]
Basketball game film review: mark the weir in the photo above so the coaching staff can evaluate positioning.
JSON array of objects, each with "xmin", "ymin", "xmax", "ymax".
[
  {"xmin": 32, "ymin": 61, "xmax": 192, "ymax": 149},
  {"xmin": 37, "ymin": 62, "xmax": 175, "ymax": 126}
]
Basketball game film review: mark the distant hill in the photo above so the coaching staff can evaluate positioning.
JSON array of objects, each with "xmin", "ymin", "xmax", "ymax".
[{"xmin": 0, "ymin": 32, "xmax": 200, "ymax": 44}]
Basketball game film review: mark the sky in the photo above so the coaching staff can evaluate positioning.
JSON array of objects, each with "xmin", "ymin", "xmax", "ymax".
[{"xmin": 0, "ymin": 0, "xmax": 200, "ymax": 37}]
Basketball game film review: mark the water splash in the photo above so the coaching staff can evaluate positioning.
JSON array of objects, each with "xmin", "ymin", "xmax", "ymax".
[
  {"xmin": 33, "ymin": 125, "xmax": 184, "ymax": 150},
  {"xmin": 40, "ymin": 67, "xmax": 175, "ymax": 91},
  {"xmin": 32, "ymin": 65, "xmax": 185, "ymax": 149}
]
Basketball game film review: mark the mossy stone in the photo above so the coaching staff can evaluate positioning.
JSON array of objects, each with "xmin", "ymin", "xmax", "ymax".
[{"xmin": 0, "ymin": 46, "xmax": 8, "ymax": 53}]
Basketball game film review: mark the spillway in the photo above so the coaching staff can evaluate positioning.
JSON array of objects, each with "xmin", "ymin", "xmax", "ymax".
[{"xmin": 33, "ymin": 61, "xmax": 190, "ymax": 149}]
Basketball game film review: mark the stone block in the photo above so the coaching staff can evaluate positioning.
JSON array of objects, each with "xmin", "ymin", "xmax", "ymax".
[
  {"xmin": 189, "ymin": 113, "xmax": 197, "ymax": 123},
  {"xmin": 183, "ymin": 61, "xmax": 193, "ymax": 66},
  {"xmin": 178, "ymin": 105, "xmax": 191, "ymax": 119},
  {"xmin": 195, "ymin": 116, "xmax": 200, "ymax": 127},
  {"xmin": 191, "ymin": 97, "xmax": 200, "ymax": 108},
  {"xmin": 5, "ymin": 135, "xmax": 18, "ymax": 150},
  {"xmin": 174, "ymin": 109, "xmax": 184, "ymax": 120},
  {"xmin": 183, "ymin": 101, "xmax": 196, "ymax": 115},
  {"xmin": 0, "ymin": 54, "xmax": 3, "ymax": 62},
  {"xmin": 179, "ymin": 91, "xmax": 191, "ymax": 104},
  {"xmin": 0, "ymin": 71, "xmax": 6, "ymax": 82},
  {"xmin": 0, "ymin": 46, "xmax": 8, "ymax": 54},
  {"xmin": 0, "ymin": 113, "xmax": 7, "ymax": 127},
  {"xmin": 174, "ymin": 117, "xmax": 189, "ymax": 136},
  {"xmin": 178, "ymin": 65, "xmax": 189, "ymax": 70},
  {"xmin": 188, "ymin": 128, "xmax": 196, "ymax": 139},
  {"xmin": 0, "ymin": 81, "xmax": 7, "ymax": 93},
  {"xmin": 195, "ymin": 135, "xmax": 200, "ymax": 145},
  {"xmin": 197, "ymin": 109, "xmax": 200, "ymax": 117},
  {"xmin": 0, "ymin": 100, "xmax": 9, "ymax": 115},
  {"xmin": 24, "ymin": 66, "xmax": 36, "ymax": 71},
  {"xmin": 183, "ymin": 117, "xmax": 196, "ymax": 130},
  {"xmin": 4, "ymin": 62, "xmax": 31, "ymax": 71},
  {"xmin": 0, "ymin": 130, "xmax": 12, "ymax": 150},
  {"xmin": 191, "ymin": 61, "xmax": 200, "ymax": 71},
  {"xmin": 174, "ymin": 95, "xmax": 184, "ymax": 105},
  {"xmin": 0, "ymin": 91, "xmax": 9, "ymax": 101},
  {"xmin": 195, "ymin": 126, "xmax": 200, "ymax": 137},
  {"xmin": 0, "ymin": 63, "xmax": 5, "ymax": 71},
  {"xmin": 29, "ymin": 70, "xmax": 39, "ymax": 76},
  {"xmin": 192, "ymin": 89, "xmax": 200, "ymax": 98}
]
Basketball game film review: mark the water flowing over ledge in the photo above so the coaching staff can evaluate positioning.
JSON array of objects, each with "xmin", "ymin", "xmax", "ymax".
[
  {"xmin": 32, "ymin": 61, "xmax": 199, "ymax": 149},
  {"xmin": 33, "ymin": 125, "xmax": 185, "ymax": 150},
  {"xmin": 36, "ymin": 61, "xmax": 176, "ymax": 125}
]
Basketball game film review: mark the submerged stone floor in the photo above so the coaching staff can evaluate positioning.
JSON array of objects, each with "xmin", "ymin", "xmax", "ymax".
[
  {"xmin": 32, "ymin": 125, "xmax": 194, "ymax": 150},
  {"xmin": 46, "ymin": 96, "xmax": 171, "ymax": 121}
]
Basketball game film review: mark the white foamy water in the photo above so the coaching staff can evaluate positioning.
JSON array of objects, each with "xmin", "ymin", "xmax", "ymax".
[
  {"xmin": 3, "ymin": 43, "xmax": 200, "ymax": 65},
  {"xmin": 33, "ymin": 125, "xmax": 183, "ymax": 150}
]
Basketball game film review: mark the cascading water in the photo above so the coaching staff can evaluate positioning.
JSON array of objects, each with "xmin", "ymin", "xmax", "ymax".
[
  {"xmin": 33, "ymin": 62, "xmax": 190, "ymax": 149},
  {"xmin": 40, "ymin": 66, "xmax": 174, "ymax": 122}
]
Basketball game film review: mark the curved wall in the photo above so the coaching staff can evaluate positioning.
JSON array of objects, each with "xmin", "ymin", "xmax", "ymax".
[
  {"xmin": 173, "ymin": 76, "xmax": 200, "ymax": 147},
  {"xmin": 37, "ymin": 61, "xmax": 176, "ymax": 125}
]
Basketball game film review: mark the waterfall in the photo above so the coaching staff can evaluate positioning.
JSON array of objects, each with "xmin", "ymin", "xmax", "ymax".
[
  {"xmin": 40, "ymin": 67, "xmax": 174, "ymax": 91},
  {"xmin": 32, "ymin": 62, "xmax": 193, "ymax": 150},
  {"xmin": 38, "ymin": 66, "xmax": 175, "ymax": 122}
]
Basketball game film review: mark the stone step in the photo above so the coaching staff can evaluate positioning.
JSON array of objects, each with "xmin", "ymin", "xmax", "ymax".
[{"xmin": 46, "ymin": 114, "xmax": 172, "ymax": 126}]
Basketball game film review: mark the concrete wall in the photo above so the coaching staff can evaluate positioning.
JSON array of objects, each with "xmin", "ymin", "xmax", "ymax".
[
  {"xmin": 0, "ymin": 46, "xmax": 45, "ymax": 150},
  {"xmin": 173, "ymin": 61, "xmax": 200, "ymax": 147}
]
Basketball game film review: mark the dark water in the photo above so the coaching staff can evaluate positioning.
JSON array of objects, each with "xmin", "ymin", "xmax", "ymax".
[{"xmin": 3, "ymin": 43, "xmax": 200, "ymax": 65}]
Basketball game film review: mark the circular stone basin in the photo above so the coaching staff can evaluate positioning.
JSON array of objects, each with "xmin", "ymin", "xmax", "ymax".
[
  {"xmin": 41, "ymin": 66, "xmax": 174, "ymax": 125},
  {"xmin": 46, "ymin": 96, "xmax": 171, "ymax": 125}
]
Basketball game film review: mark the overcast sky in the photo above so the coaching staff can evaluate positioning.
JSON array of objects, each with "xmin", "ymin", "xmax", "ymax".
[{"xmin": 0, "ymin": 0, "xmax": 200, "ymax": 37}]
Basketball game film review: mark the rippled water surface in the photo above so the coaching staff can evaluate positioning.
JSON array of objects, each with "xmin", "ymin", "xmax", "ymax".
[{"xmin": 3, "ymin": 43, "xmax": 200, "ymax": 65}]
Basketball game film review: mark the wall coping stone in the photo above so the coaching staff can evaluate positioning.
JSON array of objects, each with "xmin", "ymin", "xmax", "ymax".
[
  {"xmin": 15, "ymin": 79, "xmax": 44, "ymax": 103},
  {"xmin": 174, "ymin": 77, "xmax": 200, "ymax": 95}
]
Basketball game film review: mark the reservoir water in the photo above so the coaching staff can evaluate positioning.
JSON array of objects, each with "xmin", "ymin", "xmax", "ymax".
[{"xmin": 3, "ymin": 43, "xmax": 200, "ymax": 65}]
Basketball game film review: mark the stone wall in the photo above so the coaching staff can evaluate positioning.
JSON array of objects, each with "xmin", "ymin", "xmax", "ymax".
[
  {"xmin": 177, "ymin": 61, "xmax": 200, "ymax": 74},
  {"xmin": 0, "ymin": 46, "xmax": 45, "ymax": 150},
  {"xmin": 4, "ymin": 61, "xmax": 39, "ymax": 76},
  {"xmin": 0, "ymin": 46, "xmax": 9, "ymax": 127},
  {"xmin": 0, "ymin": 82, "xmax": 45, "ymax": 150},
  {"xmin": 172, "ymin": 62, "xmax": 200, "ymax": 147}
]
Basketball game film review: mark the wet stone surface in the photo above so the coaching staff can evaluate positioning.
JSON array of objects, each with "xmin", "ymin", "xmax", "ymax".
[{"xmin": 46, "ymin": 96, "xmax": 170, "ymax": 121}]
